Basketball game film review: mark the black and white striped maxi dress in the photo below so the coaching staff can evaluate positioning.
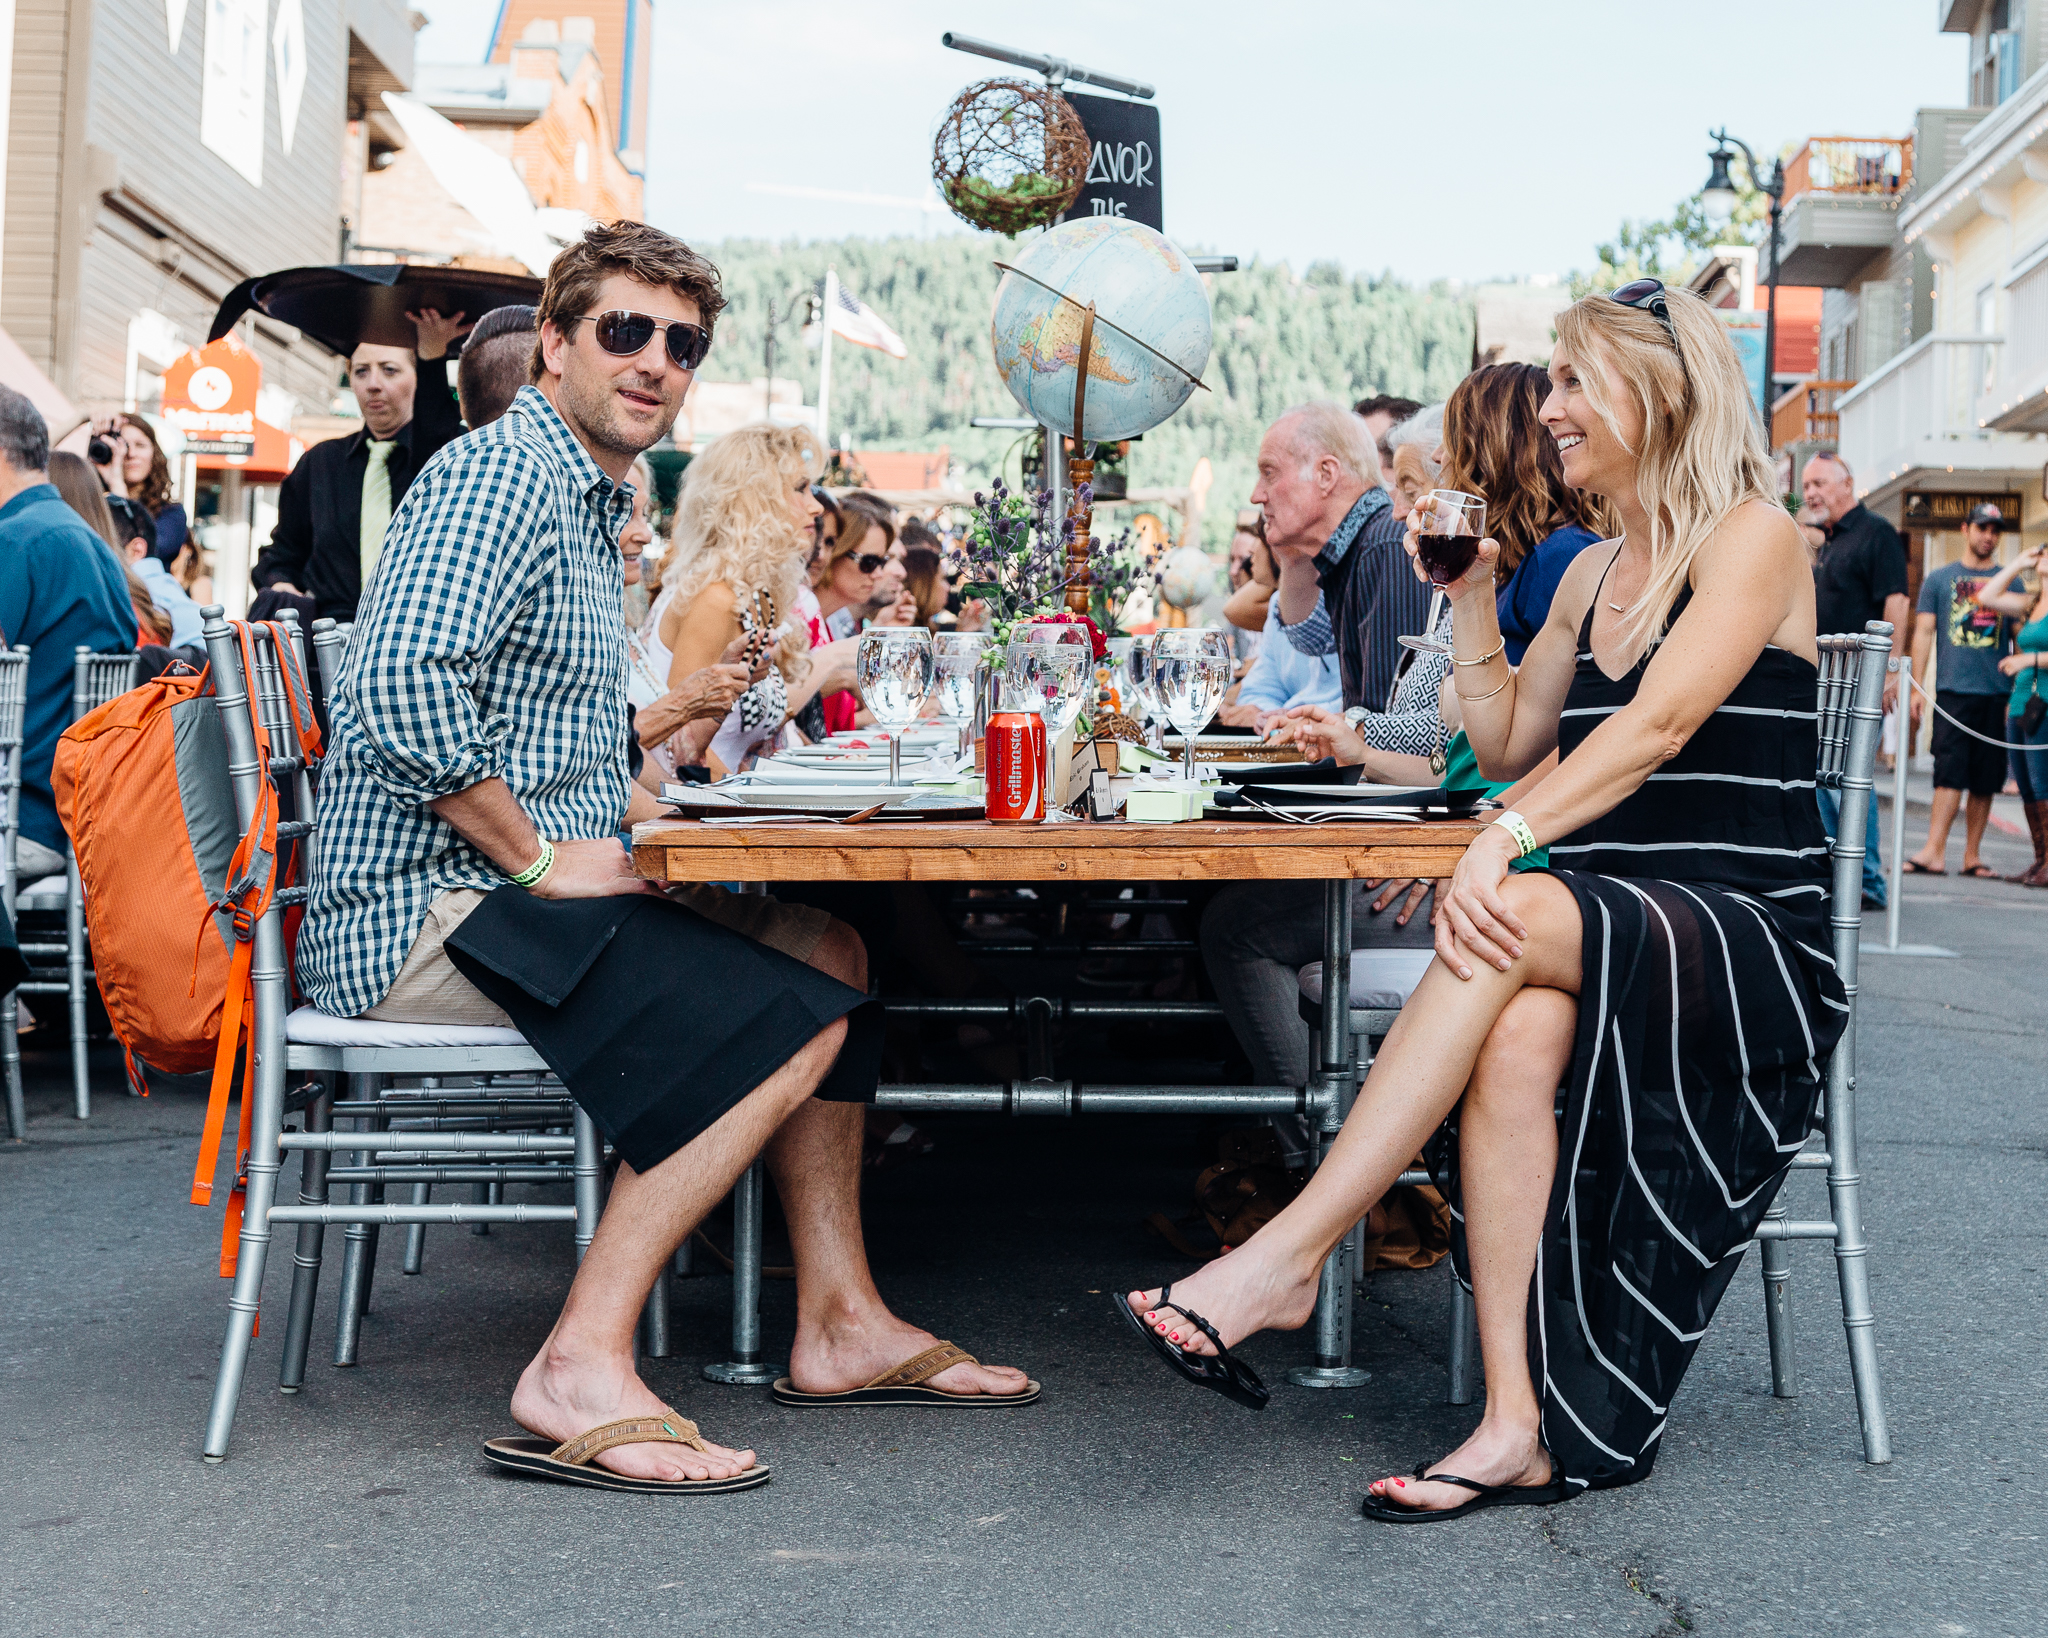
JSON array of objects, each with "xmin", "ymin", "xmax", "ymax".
[{"xmin": 1437, "ymin": 580, "xmax": 1850, "ymax": 1493}]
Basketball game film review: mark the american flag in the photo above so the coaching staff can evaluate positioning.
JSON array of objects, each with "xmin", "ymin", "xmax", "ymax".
[{"xmin": 809, "ymin": 278, "xmax": 908, "ymax": 359}]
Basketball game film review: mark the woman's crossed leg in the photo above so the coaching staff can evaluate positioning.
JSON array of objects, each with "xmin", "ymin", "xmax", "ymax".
[{"xmin": 1124, "ymin": 869, "xmax": 1583, "ymax": 1512}]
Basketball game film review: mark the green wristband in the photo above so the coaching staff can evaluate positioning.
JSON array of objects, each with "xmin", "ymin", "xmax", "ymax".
[
  {"xmin": 510, "ymin": 838, "xmax": 556, "ymax": 888},
  {"xmin": 1493, "ymin": 811, "xmax": 1539, "ymax": 860}
]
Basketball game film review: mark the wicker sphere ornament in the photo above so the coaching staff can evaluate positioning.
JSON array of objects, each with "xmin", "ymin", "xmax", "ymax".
[{"xmin": 932, "ymin": 79, "xmax": 1090, "ymax": 234}]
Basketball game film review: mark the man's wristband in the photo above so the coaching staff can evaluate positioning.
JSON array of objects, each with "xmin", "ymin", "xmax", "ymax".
[
  {"xmin": 510, "ymin": 838, "xmax": 556, "ymax": 889},
  {"xmin": 1492, "ymin": 811, "xmax": 1539, "ymax": 859}
]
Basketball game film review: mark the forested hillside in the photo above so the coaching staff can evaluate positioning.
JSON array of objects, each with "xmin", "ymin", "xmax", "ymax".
[{"xmin": 694, "ymin": 233, "xmax": 1475, "ymax": 547}]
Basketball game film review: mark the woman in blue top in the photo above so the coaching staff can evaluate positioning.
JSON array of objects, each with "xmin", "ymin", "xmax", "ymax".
[{"xmin": 1971, "ymin": 543, "xmax": 2048, "ymax": 884}]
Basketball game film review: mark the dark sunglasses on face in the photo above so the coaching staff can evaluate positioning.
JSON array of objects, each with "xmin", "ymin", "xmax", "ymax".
[
  {"xmin": 569, "ymin": 309, "xmax": 713, "ymax": 370},
  {"xmin": 849, "ymin": 553, "xmax": 887, "ymax": 575},
  {"xmin": 1608, "ymin": 278, "xmax": 1682, "ymax": 351}
]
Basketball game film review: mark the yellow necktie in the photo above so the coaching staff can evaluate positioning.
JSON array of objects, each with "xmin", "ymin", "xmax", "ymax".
[{"xmin": 360, "ymin": 439, "xmax": 396, "ymax": 586}]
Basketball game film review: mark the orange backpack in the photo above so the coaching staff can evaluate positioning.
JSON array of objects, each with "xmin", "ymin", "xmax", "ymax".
[
  {"xmin": 52, "ymin": 664, "xmax": 234, "ymax": 1078},
  {"xmin": 53, "ymin": 628, "xmax": 322, "ymax": 1276}
]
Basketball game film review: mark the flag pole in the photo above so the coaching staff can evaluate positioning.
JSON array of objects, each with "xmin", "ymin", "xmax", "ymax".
[{"xmin": 817, "ymin": 267, "xmax": 838, "ymax": 462}]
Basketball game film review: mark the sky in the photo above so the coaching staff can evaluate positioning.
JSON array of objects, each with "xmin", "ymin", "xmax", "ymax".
[{"xmin": 416, "ymin": 0, "xmax": 1969, "ymax": 285}]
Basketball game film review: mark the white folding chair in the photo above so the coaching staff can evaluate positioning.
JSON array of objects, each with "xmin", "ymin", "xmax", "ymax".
[
  {"xmin": 1293, "ymin": 624, "xmax": 1893, "ymax": 1465},
  {"xmin": 1, "ymin": 646, "xmax": 31, "ymax": 1139},
  {"xmin": 201, "ymin": 610, "xmax": 607, "ymax": 1462},
  {"xmin": 11, "ymin": 648, "xmax": 141, "ymax": 1120}
]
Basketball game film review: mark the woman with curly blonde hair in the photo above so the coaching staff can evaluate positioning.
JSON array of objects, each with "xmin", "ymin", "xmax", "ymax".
[{"xmin": 630, "ymin": 423, "xmax": 821, "ymax": 774}]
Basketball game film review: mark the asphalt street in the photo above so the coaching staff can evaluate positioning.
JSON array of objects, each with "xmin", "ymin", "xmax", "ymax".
[{"xmin": 3, "ymin": 828, "xmax": 2044, "ymax": 1637}]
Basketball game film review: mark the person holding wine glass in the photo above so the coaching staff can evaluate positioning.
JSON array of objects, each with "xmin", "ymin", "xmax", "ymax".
[{"xmin": 1130, "ymin": 279, "xmax": 1845, "ymax": 1519}]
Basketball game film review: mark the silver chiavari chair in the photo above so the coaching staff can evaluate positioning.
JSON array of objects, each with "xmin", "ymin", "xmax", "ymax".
[
  {"xmin": 1293, "ymin": 622, "xmax": 1894, "ymax": 1466},
  {"xmin": 2, "ymin": 646, "xmax": 32, "ymax": 1139},
  {"xmin": 202, "ymin": 609, "xmax": 614, "ymax": 1462},
  {"xmin": 12, "ymin": 648, "xmax": 141, "ymax": 1120}
]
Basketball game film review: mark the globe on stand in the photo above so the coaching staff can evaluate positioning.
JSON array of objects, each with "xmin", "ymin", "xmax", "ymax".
[{"xmin": 989, "ymin": 217, "xmax": 1215, "ymax": 617}]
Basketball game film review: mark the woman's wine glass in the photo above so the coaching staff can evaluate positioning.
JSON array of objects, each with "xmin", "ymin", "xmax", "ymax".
[
  {"xmin": 1006, "ymin": 625, "xmax": 1092, "ymax": 822},
  {"xmin": 1400, "ymin": 489, "xmax": 1487, "ymax": 657},
  {"xmin": 855, "ymin": 627, "xmax": 934, "ymax": 785},
  {"xmin": 932, "ymin": 631, "xmax": 990, "ymax": 762},
  {"xmin": 1122, "ymin": 632, "xmax": 1161, "ymax": 746},
  {"xmin": 1153, "ymin": 627, "xmax": 1235, "ymax": 781}
]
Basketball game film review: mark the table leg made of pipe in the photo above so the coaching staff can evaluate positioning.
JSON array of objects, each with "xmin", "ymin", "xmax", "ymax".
[{"xmin": 698, "ymin": 874, "xmax": 1376, "ymax": 1393}]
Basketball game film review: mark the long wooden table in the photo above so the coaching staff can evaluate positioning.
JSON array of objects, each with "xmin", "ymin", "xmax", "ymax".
[
  {"xmin": 631, "ymin": 812, "xmax": 1483, "ymax": 1390},
  {"xmin": 632, "ymin": 816, "xmax": 1483, "ymax": 885}
]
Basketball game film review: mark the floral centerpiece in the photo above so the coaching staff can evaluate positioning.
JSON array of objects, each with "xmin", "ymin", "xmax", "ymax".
[{"xmin": 958, "ymin": 477, "xmax": 1146, "ymax": 648}]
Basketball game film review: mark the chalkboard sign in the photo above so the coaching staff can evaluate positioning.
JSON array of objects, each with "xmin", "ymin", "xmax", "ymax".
[{"xmin": 1061, "ymin": 92, "xmax": 1163, "ymax": 231}]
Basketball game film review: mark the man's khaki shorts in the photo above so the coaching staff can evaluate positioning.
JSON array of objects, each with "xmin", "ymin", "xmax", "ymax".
[{"xmin": 362, "ymin": 884, "xmax": 833, "ymax": 1026}]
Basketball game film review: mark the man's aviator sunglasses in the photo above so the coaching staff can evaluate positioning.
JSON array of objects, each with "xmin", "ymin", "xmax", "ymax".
[{"xmin": 568, "ymin": 309, "xmax": 713, "ymax": 370}]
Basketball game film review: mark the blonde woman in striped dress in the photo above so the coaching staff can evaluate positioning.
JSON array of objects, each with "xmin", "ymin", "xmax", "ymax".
[{"xmin": 1117, "ymin": 281, "xmax": 1845, "ymax": 1518}]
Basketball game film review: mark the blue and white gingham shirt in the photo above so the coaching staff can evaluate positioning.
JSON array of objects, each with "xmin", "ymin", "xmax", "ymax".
[{"xmin": 299, "ymin": 387, "xmax": 634, "ymax": 1017}]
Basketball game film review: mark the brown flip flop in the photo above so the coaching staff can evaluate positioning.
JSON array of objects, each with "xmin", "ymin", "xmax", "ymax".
[
  {"xmin": 483, "ymin": 1411, "xmax": 769, "ymax": 1493},
  {"xmin": 770, "ymin": 1341, "xmax": 1041, "ymax": 1408}
]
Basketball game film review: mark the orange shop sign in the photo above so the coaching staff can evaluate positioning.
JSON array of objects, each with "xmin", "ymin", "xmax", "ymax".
[{"xmin": 161, "ymin": 333, "xmax": 262, "ymax": 458}]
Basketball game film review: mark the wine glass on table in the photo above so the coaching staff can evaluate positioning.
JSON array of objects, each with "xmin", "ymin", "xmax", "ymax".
[
  {"xmin": 855, "ymin": 627, "xmax": 933, "ymax": 786},
  {"xmin": 1006, "ymin": 625, "xmax": 1092, "ymax": 822},
  {"xmin": 1400, "ymin": 489, "xmax": 1487, "ymax": 657},
  {"xmin": 1153, "ymin": 627, "xmax": 1235, "ymax": 782},
  {"xmin": 933, "ymin": 631, "xmax": 990, "ymax": 763},
  {"xmin": 1122, "ymin": 632, "xmax": 1162, "ymax": 748}
]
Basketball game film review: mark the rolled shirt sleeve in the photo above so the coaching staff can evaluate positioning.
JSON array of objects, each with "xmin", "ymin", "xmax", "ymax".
[{"xmin": 1276, "ymin": 589, "xmax": 1338, "ymax": 657}]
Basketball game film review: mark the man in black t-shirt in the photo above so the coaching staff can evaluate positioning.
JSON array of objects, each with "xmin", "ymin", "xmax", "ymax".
[{"xmin": 1801, "ymin": 451, "xmax": 1908, "ymax": 906}]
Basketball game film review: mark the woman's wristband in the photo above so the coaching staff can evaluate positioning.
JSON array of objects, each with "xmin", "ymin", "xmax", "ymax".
[
  {"xmin": 510, "ymin": 838, "xmax": 556, "ymax": 889},
  {"xmin": 1492, "ymin": 810, "xmax": 1539, "ymax": 859}
]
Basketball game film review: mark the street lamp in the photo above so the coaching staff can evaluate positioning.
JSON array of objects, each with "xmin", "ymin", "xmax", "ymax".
[{"xmin": 1701, "ymin": 128, "xmax": 1786, "ymax": 419}]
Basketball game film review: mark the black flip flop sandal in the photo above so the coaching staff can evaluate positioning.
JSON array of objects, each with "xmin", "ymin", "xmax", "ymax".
[
  {"xmin": 1360, "ymin": 1461, "xmax": 1570, "ymax": 1523},
  {"xmin": 1111, "ymin": 1282, "xmax": 1269, "ymax": 1411}
]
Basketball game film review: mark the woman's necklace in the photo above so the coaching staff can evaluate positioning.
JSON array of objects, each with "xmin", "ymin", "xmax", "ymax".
[{"xmin": 1607, "ymin": 537, "xmax": 1636, "ymax": 612}]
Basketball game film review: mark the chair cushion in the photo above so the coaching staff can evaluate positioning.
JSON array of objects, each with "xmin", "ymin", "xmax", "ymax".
[
  {"xmin": 1297, "ymin": 949, "xmax": 1436, "ymax": 1011},
  {"xmin": 285, "ymin": 1004, "xmax": 529, "ymax": 1048},
  {"xmin": 16, "ymin": 874, "xmax": 67, "ymax": 909}
]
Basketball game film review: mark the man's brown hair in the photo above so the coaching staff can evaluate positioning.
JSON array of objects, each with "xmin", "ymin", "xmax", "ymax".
[{"xmin": 531, "ymin": 220, "xmax": 727, "ymax": 383}]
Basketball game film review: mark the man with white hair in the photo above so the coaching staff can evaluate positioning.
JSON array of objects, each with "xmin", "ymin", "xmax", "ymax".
[{"xmin": 1256, "ymin": 401, "xmax": 1429, "ymax": 712}]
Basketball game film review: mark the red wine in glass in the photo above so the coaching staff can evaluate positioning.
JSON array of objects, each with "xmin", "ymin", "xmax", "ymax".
[{"xmin": 1417, "ymin": 533, "xmax": 1480, "ymax": 585}]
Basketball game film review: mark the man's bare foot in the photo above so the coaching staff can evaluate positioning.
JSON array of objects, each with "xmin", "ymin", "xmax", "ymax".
[
  {"xmin": 1124, "ymin": 1241, "xmax": 1319, "ymax": 1358},
  {"xmin": 1365, "ymin": 1419, "xmax": 1552, "ymax": 1514},
  {"xmin": 787, "ymin": 1302, "xmax": 1031, "ymax": 1398},
  {"xmin": 510, "ymin": 1341, "xmax": 756, "ymax": 1482}
]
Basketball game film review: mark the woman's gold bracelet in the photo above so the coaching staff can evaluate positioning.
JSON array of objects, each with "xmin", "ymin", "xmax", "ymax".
[
  {"xmin": 1453, "ymin": 636, "xmax": 1506, "ymax": 668},
  {"xmin": 1456, "ymin": 673, "xmax": 1512, "ymax": 703}
]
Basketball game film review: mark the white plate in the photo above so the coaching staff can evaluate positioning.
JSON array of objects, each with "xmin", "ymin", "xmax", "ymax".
[
  {"xmin": 747, "ymin": 758, "xmax": 940, "ymax": 786},
  {"xmin": 699, "ymin": 783, "xmax": 922, "ymax": 808}
]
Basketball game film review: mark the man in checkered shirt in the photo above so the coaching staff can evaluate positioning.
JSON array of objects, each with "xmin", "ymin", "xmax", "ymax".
[{"xmin": 302, "ymin": 222, "xmax": 1032, "ymax": 1491}]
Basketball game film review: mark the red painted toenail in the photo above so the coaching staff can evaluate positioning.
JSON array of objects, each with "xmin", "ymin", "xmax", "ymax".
[
  {"xmin": 1394, "ymin": 1478, "xmax": 1406, "ymax": 1487},
  {"xmin": 1170, "ymin": 1332, "xmax": 1181, "ymax": 1342}
]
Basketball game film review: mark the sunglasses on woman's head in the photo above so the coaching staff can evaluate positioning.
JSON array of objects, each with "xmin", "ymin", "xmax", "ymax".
[
  {"xmin": 569, "ymin": 309, "xmax": 713, "ymax": 370},
  {"xmin": 1608, "ymin": 279, "xmax": 1681, "ymax": 350}
]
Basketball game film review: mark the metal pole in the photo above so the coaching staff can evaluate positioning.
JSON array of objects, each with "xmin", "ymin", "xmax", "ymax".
[
  {"xmin": 1887, "ymin": 658, "xmax": 1909, "ymax": 951},
  {"xmin": 816, "ymin": 269, "xmax": 837, "ymax": 461},
  {"xmin": 704, "ymin": 1159, "xmax": 781, "ymax": 1385},
  {"xmin": 1763, "ymin": 174, "xmax": 1783, "ymax": 422},
  {"xmin": 1290, "ymin": 878, "xmax": 1370, "ymax": 1390}
]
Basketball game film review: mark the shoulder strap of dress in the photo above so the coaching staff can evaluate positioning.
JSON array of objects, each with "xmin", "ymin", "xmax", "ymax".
[{"xmin": 1578, "ymin": 542, "xmax": 1626, "ymax": 650}]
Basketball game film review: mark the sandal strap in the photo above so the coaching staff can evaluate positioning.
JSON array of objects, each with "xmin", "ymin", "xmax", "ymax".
[
  {"xmin": 863, "ymin": 1341, "xmax": 976, "ymax": 1389},
  {"xmin": 551, "ymin": 1411, "xmax": 709, "ymax": 1466}
]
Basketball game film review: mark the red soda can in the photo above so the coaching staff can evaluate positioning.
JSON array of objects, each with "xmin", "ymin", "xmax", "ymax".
[{"xmin": 984, "ymin": 710, "xmax": 1046, "ymax": 824}]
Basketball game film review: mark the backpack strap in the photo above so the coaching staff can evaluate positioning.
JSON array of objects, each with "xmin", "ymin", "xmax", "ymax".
[{"xmin": 189, "ymin": 624, "xmax": 284, "ymax": 1215}]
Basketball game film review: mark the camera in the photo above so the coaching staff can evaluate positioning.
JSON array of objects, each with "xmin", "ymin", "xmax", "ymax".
[{"xmin": 88, "ymin": 436, "xmax": 114, "ymax": 465}]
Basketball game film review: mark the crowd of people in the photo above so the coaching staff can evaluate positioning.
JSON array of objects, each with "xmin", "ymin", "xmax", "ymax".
[{"xmin": 4, "ymin": 212, "xmax": 2038, "ymax": 1516}]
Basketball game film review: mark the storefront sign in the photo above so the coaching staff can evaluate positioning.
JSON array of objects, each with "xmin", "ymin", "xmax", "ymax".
[
  {"xmin": 1901, "ymin": 490, "xmax": 2024, "ymax": 532},
  {"xmin": 1062, "ymin": 92, "xmax": 1162, "ymax": 231},
  {"xmin": 1717, "ymin": 309, "xmax": 1768, "ymax": 420},
  {"xmin": 161, "ymin": 333, "xmax": 262, "ymax": 458}
]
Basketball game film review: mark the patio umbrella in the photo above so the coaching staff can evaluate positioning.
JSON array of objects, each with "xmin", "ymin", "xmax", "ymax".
[{"xmin": 207, "ymin": 264, "xmax": 543, "ymax": 358}]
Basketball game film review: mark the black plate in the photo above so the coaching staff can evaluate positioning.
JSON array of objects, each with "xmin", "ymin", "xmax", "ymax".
[
  {"xmin": 1210, "ymin": 757, "xmax": 1360, "ymax": 787},
  {"xmin": 1210, "ymin": 783, "xmax": 1490, "ymax": 813},
  {"xmin": 209, "ymin": 264, "xmax": 543, "ymax": 357}
]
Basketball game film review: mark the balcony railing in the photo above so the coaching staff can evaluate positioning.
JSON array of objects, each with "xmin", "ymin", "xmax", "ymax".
[
  {"xmin": 1781, "ymin": 137, "xmax": 1912, "ymax": 204},
  {"xmin": 1770, "ymin": 379, "xmax": 1854, "ymax": 449},
  {"xmin": 1836, "ymin": 333, "xmax": 2010, "ymax": 490}
]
